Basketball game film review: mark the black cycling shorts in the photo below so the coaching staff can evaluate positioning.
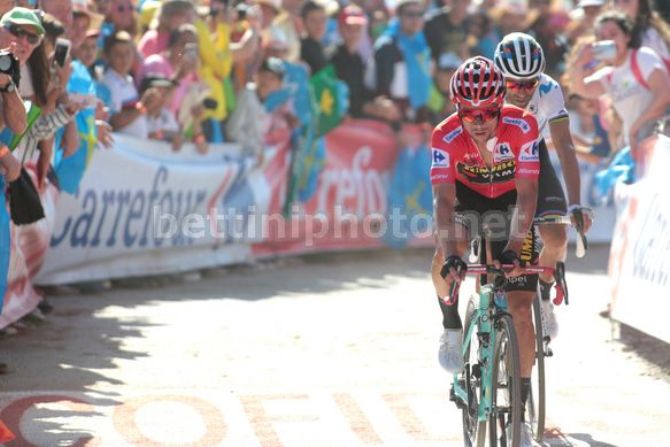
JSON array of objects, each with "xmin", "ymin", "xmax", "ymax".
[
  {"xmin": 536, "ymin": 139, "xmax": 567, "ymax": 218},
  {"xmin": 454, "ymin": 181, "xmax": 539, "ymax": 293}
]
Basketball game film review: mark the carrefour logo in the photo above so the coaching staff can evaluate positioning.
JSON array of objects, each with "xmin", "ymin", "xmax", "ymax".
[
  {"xmin": 519, "ymin": 140, "xmax": 540, "ymax": 162},
  {"xmin": 432, "ymin": 148, "xmax": 450, "ymax": 167}
]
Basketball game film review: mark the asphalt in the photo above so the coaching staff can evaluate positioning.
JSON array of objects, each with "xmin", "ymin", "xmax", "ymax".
[{"xmin": 0, "ymin": 244, "xmax": 667, "ymax": 446}]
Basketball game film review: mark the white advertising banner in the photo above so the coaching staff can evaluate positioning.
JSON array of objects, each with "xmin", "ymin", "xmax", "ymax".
[
  {"xmin": 36, "ymin": 135, "xmax": 270, "ymax": 285},
  {"xmin": 609, "ymin": 135, "xmax": 670, "ymax": 343}
]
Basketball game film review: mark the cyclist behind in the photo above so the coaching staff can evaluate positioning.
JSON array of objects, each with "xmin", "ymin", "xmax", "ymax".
[
  {"xmin": 493, "ymin": 33, "xmax": 593, "ymax": 340},
  {"xmin": 431, "ymin": 56, "xmax": 541, "ymax": 446}
]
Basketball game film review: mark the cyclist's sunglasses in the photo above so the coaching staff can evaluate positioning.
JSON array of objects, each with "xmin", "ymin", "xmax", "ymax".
[
  {"xmin": 4, "ymin": 24, "xmax": 42, "ymax": 45},
  {"xmin": 505, "ymin": 78, "xmax": 540, "ymax": 92},
  {"xmin": 458, "ymin": 107, "xmax": 501, "ymax": 123}
]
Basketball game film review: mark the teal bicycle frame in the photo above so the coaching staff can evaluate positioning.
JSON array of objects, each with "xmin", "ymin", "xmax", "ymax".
[{"xmin": 451, "ymin": 281, "xmax": 506, "ymax": 422}]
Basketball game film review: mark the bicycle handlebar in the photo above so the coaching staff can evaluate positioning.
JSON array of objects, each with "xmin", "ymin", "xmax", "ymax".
[{"xmin": 445, "ymin": 262, "xmax": 568, "ymax": 306}]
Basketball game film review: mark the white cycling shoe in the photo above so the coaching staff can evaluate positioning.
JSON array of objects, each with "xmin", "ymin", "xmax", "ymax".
[
  {"xmin": 520, "ymin": 422, "xmax": 542, "ymax": 447},
  {"xmin": 438, "ymin": 329, "xmax": 463, "ymax": 373},
  {"xmin": 539, "ymin": 298, "xmax": 559, "ymax": 340}
]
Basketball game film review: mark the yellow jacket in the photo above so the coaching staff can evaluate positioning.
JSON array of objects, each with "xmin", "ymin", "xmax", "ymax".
[{"xmin": 195, "ymin": 19, "xmax": 233, "ymax": 121}]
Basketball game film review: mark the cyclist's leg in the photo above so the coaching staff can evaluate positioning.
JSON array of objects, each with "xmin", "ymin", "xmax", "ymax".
[
  {"xmin": 536, "ymin": 139, "xmax": 568, "ymax": 284},
  {"xmin": 507, "ymin": 291, "xmax": 537, "ymax": 377}
]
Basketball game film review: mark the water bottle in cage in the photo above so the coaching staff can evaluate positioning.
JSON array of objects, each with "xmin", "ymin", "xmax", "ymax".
[{"xmin": 494, "ymin": 291, "xmax": 507, "ymax": 310}]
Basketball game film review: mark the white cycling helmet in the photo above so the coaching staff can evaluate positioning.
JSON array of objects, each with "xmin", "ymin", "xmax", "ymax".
[{"xmin": 494, "ymin": 32, "xmax": 546, "ymax": 80}]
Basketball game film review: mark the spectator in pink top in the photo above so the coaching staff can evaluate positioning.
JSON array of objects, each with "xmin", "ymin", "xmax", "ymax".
[
  {"xmin": 138, "ymin": 0, "xmax": 194, "ymax": 58},
  {"xmin": 139, "ymin": 24, "xmax": 199, "ymax": 114}
]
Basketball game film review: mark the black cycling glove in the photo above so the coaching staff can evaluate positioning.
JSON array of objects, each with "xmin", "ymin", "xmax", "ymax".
[{"xmin": 440, "ymin": 255, "xmax": 467, "ymax": 279}]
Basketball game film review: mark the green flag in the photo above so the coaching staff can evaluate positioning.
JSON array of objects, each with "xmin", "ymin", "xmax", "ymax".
[{"xmin": 309, "ymin": 65, "xmax": 348, "ymax": 137}]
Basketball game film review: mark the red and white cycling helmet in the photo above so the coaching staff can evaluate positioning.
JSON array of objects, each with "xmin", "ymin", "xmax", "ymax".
[{"xmin": 450, "ymin": 56, "xmax": 505, "ymax": 109}]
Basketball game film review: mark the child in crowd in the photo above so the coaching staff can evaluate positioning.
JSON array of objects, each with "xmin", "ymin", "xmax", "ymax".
[
  {"xmin": 140, "ymin": 75, "xmax": 183, "ymax": 152},
  {"xmin": 101, "ymin": 31, "xmax": 160, "ymax": 138},
  {"xmin": 226, "ymin": 57, "xmax": 294, "ymax": 164}
]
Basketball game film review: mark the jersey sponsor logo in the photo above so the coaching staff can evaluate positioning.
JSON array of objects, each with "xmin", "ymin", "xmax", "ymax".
[
  {"xmin": 517, "ymin": 168, "xmax": 540, "ymax": 176},
  {"xmin": 443, "ymin": 126, "xmax": 463, "ymax": 143},
  {"xmin": 519, "ymin": 140, "xmax": 540, "ymax": 162},
  {"xmin": 493, "ymin": 143, "xmax": 514, "ymax": 162},
  {"xmin": 431, "ymin": 148, "xmax": 450, "ymax": 167},
  {"xmin": 539, "ymin": 81, "xmax": 555, "ymax": 97},
  {"xmin": 502, "ymin": 116, "xmax": 531, "ymax": 134},
  {"xmin": 456, "ymin": 160, "xmax": 516, "ymax": 184}
]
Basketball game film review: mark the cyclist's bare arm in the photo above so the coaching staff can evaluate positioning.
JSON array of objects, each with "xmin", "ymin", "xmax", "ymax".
[
  {"xmin": 506, "ymin": 176, "xmax": 538, "ymax": 255},
  {"xmin": 433, "ymin": 183, "xmax": 464, "ymax": 260},
  {"xmin": 549, "ymin": 118, "xmax": 581, "ymax": 205}
]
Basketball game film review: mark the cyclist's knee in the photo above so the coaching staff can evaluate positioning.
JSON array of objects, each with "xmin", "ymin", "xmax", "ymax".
[
  {"xmin": 539, "ymin": 223, "xmax": 567, "ymax": 249},
  {"xmin": 507, "ymin": 292, "xmax": 534, "ymax": 319}
]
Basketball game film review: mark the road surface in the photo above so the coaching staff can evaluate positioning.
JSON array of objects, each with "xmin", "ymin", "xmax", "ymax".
[{"xmin": 0, "ymin": 245, "xmax": 668, "ymax": 446}]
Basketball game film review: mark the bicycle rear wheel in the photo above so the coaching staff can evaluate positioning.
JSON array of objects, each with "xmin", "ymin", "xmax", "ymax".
[
  {"xmin": 489, "ymin": 314, "xmax": 521, "ymax": 447},
  {"xmin": 529, "ymin": 295, "xmax": 546, "ymax": 441},
  {"xmin": 462, "ymin": 295, "xmax": 487, "ymax": 447}
]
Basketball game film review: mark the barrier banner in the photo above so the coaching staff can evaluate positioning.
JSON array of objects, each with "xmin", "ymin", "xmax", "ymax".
[
  {"xmin": 35, "ymin": 121, "xmax": 434, "ymax": 286},
  {"xmin": 36, "ymin": 135, "xmax": 265, "ymax": 285},
  {"xmin": 0, "ymin": 166, "xmax": 57, "ymax": 329},
  {"xmin": 609, "ymin": 135, "xmax": 670, "ymax": 343},
  {"xmin": 254, "ymin": 120, "xmax": 432, "ymax": 257}
]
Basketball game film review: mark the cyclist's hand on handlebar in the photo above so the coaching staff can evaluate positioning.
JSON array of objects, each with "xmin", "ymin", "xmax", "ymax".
[
  {"xmin": 440, "ymin": 255, "xmax": 467, "ymax": 285},
  {"xmin": 495, "ymin": 250, "xmax": 524, "ymax": 277},
  {"xmin": 569, "ymin": 205, "xmax": 593, "ymax": 234}
]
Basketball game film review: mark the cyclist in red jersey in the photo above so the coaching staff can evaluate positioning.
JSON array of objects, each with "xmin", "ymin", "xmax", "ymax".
[{"xmin": 431, "ymin": 57, "xmax": 541, "ymax": 446}]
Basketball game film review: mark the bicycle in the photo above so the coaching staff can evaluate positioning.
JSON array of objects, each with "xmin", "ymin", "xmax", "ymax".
[{"xmin": 448, "ymin": 260, "xmax": 565, "ymax": 447}]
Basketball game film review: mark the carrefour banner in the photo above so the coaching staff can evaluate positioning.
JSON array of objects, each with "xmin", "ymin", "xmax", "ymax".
[
  {"xmin": 36, "ymin": 135, "xmax": 269, "ymax": 285},
  {"xmin": 35, "ymin": 121, "xmax": 435, "ymax": 285},
  {"xmin": 609, "ymin": 135, "xmax": 670, "ymax": 343}
]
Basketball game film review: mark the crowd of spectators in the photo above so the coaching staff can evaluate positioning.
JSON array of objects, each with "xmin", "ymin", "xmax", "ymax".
[{"xmin": 1, "ymin": 0, "xmax": 670, "ymax": 370}]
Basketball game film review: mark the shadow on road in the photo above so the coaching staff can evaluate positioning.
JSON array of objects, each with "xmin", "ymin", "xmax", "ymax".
[
  {"xmin": 0, "ymin": 291, "xmax": 153, "ymax": 445},
  {"xmin": 569, "ymin": 432, "xmax": 621, "ymax": 446},
  {"xmin": 618, "ymin": 323, "xmax": 670, "ymax": 378}
]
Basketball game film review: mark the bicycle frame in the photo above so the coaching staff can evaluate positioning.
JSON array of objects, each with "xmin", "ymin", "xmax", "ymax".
[{"xmin": 451, "ymin": 281, "xmax": 500, "ymax": 423}]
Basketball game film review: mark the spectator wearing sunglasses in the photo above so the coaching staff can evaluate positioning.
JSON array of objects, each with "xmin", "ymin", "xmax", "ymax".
[{"xmin": 0, "ymin": 7, "xmax": 48, "ymax": 135}]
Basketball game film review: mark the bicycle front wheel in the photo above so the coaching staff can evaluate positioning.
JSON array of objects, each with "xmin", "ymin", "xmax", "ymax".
[
  {"xmin": 489, "ymin": 314, "xmax": 522, "ymax": 447},
  {"xmin": 529, "ymin": 295, "xmax": 546, "ymax": 441}
]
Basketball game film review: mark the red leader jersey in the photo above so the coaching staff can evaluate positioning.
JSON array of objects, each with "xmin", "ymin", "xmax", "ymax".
[{"xmin": 430, "ymin": 106, "xmax": 541, "ymax": 198}]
